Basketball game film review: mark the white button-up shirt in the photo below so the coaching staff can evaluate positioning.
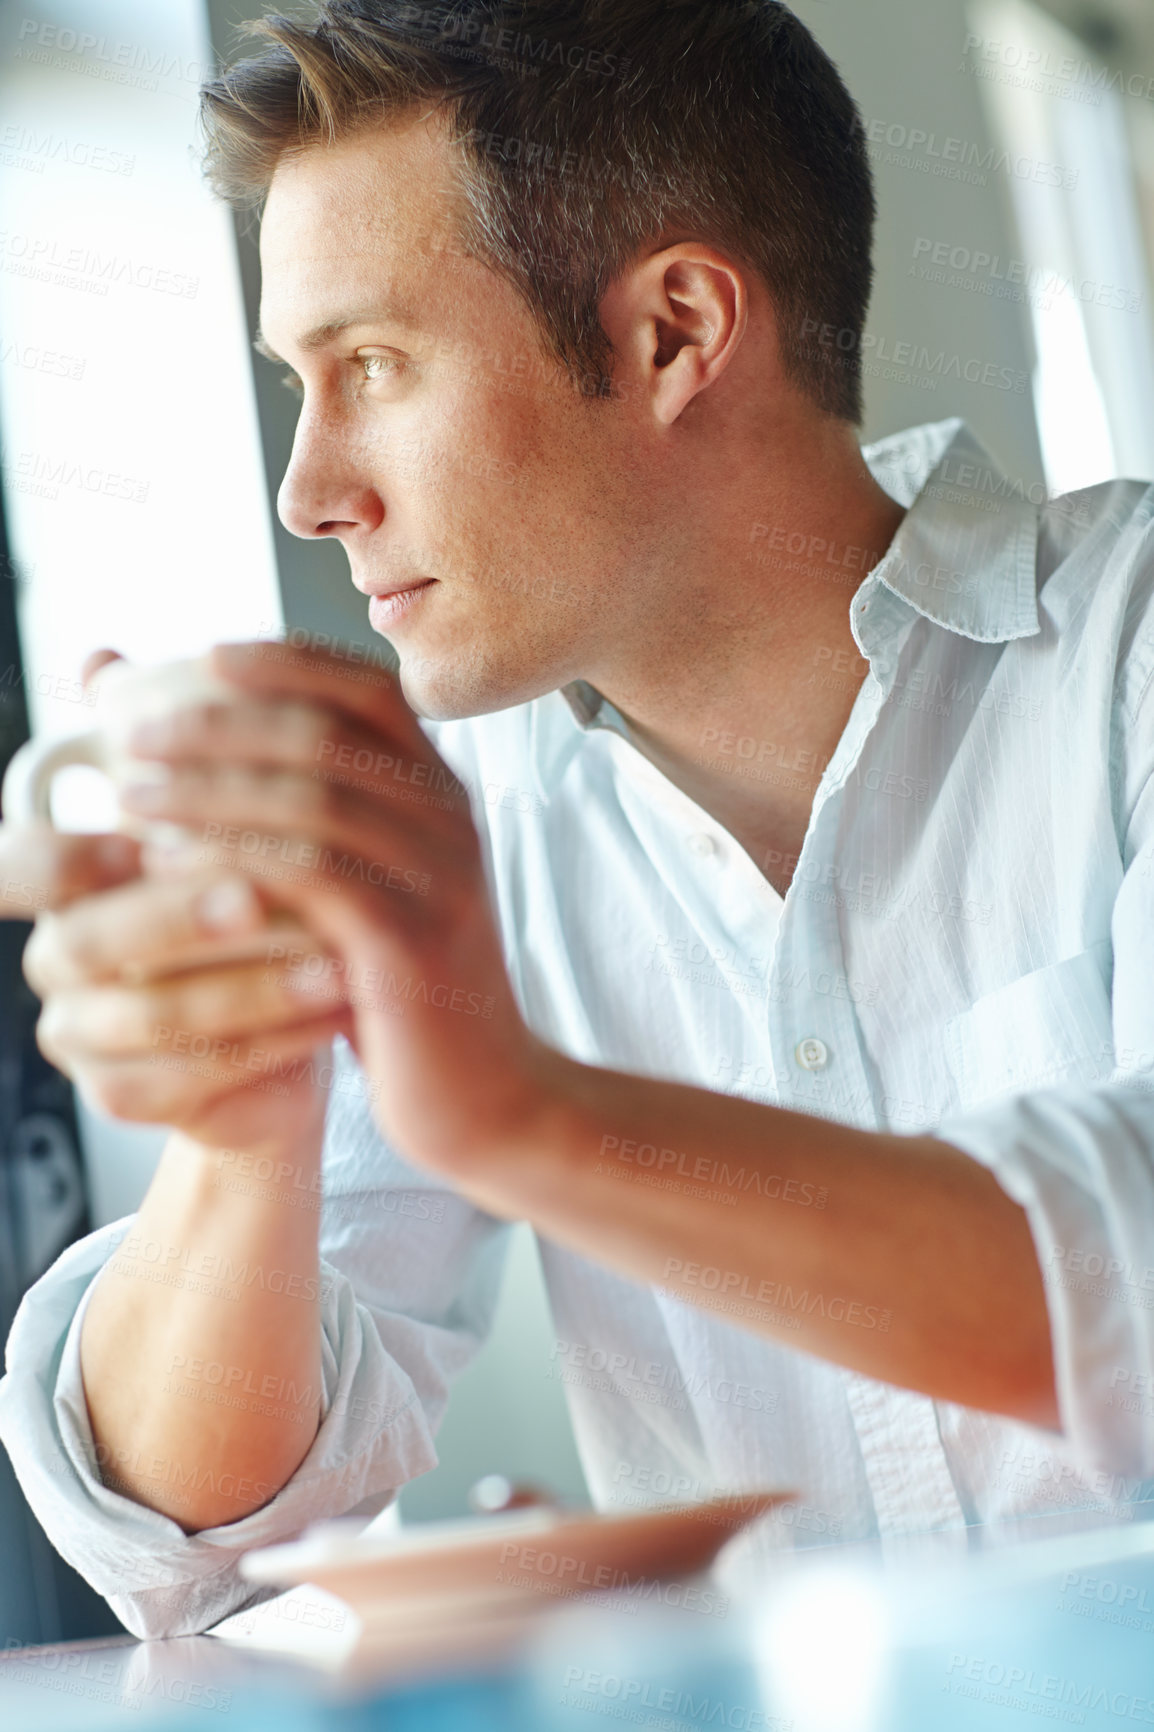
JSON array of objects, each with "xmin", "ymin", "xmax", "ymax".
[{"xmin": 4, "ymin": 415, "xmax": 1154, "ymax": 1638}]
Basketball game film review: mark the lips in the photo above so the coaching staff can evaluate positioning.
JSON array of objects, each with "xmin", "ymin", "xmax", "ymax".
[
  {"xmin": 362, "ymin": 578, "xmax": 434, "ymax": 600},
  {"xmin": 368, "ymin": 579, "xmax": 436, "ymax": 630}
]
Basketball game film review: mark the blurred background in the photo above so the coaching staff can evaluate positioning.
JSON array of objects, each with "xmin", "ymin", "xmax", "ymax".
[{"xmin": 1, "ymin": 0, "xmax": 1152, "ymax": 1645}]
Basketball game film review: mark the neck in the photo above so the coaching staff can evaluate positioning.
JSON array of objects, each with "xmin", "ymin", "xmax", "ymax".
[{"xmin": 590, "ymin": 419, "xmax": 908, "ymax": 887}]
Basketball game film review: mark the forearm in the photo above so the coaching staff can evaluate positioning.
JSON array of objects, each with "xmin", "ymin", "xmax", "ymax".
[
  {"xmin": 482, "ymin": 1058, "xmax": 1058, "ymax": 1428},
  {"xmin": 80, "ymin": 1111, "xmax": 326, "ymax": 1531},
  {"xmin": 111, "ymin": 644, "xmax": 1056, "ymax": 1431}
]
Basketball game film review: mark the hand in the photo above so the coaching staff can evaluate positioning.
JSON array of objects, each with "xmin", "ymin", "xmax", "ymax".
[
  {"xmin": 21, "ymin": 858, "xmax": 354, "ymax": 1154},
  {"xmin": 0, "ymin": 648, "xmax": 352, "ymax": 1155},
  {"xmin": 115, "ymin": 638, "xmax": 564, "ymax": 1197}
]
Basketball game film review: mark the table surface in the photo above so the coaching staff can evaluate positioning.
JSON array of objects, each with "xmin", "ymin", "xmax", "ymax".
[{"xmin": 4, "ymin": 1505, "xmax": 1154, "ymax": 1732}]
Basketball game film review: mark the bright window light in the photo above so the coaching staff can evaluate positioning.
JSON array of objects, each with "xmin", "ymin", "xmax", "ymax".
[
  {"xmin": 968, "ymin": 0, "xmax": 1154, "ymax": 490},
  {"xmin": 0, "ymin": 0, "xmax": 283, "ymax": 830}
]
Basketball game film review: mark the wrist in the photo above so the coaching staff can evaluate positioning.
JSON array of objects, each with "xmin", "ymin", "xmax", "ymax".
[
  {"xmin": 177, "ymin": 1073, "xmax": 329, "ymax": 1165},
  {"xmin": 154, "ymin": 1108, "xmax": 326, "ymax": 1219},
  {"xmin": 453, "ymin": 1042, "xmax": 594, "ymax": 1217},
  {"xmin": 170, "ymin": 1109, "xmax": 325, "ymax": 1172}
]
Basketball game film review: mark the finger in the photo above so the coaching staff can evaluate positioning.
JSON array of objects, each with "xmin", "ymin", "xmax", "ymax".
[
  {"xmin": 23, "ymin": 868, "xmax": 291, "ymax": 993},
  {"xmin": 0, "ymin": 824, "xmax": 141, "ymax": 917},
  {"xmin": 80, "ymin": 647, "xmax": 125, "ymax": 688},
  {"xmin": 209, "ymin": 638, "xmax": 428, "ymax": 751},
  {"xmin": 36, "ymin": 955, "xmax": 352, "ymax": 1064},
  {"xmin": 60, "ymin": 1012, "xmax": 353, "ymax": 1129},
  {"xmin": 123, "ymin": 696, "xmax": 468, "ymax": 818},
  {"xmin": 117, "ymin": 767, "xmax": 472, "ymax": 970},
  {"xmin": 116, "ymin": 769, "xmax": 457, "ymax": 916},
  {"xmin": 121, "ymin": 740, "xmax": 464, "ymax": 852},
  {"xmin": 127, "ymin": 696, "xmax": 334, "ymax": 769},
  {"xmin": 120, "ymin": 763, "xmax": 425, "ymax": 860}
]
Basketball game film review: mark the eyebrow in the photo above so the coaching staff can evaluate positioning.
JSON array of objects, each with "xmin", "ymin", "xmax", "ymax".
[{"xmin": 254, "ymin": 305, "xmax": 422, "ymax": 364}]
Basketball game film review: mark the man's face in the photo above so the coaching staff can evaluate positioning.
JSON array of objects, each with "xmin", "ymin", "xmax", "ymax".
[{"xmin": 259, "ymin": 112, "xmax": 646, "ymax": 719}]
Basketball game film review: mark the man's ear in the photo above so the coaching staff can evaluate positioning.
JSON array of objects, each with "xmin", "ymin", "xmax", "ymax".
[{"xmin": 599, "ymin": 243, "xmax": 749, "ymax": 425}]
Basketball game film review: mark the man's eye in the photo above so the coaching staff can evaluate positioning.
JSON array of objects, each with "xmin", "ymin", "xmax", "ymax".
[
  {"xmin": 281, "ymin": 370, "xmax": 304, "ymax": 397},
  {"xmin": 360, "ymin": 354, "xmax": 401, "ymax": 381}
]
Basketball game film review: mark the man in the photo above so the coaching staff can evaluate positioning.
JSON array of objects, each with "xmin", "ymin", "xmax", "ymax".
[{"xmin": 1, "ymin": 0, "xmax": 1153, "ymax": 1639}]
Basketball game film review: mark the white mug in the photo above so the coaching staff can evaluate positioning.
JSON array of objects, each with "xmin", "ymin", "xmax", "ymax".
[
  {"xmin": 1, "ymin": 653, "xmax": 306, "ymax": 974},
  {"xmin": 1, "ymin": 654, "xmax": 235, "ymax": 837}
]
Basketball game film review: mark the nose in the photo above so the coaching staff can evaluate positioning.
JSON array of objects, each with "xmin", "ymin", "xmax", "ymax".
[{"xmin": 277, "ymin": 407, "xmax": 385, "ymax": 541}]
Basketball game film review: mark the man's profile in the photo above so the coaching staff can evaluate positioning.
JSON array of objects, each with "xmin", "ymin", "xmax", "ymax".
[{"xmin": 0, "ymin": 0, "xmax": 1152, "ymax": 1638}]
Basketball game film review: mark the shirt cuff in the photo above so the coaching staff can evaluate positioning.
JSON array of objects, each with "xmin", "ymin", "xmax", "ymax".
[{"xmin": 0, "ymin": 1220, "xmax": 438, "ymax": 1638}]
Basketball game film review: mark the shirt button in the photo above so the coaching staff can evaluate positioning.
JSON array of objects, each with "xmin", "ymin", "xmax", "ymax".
[
  {"xmin": 794, "ymin": 1037, "xmax": 829, "ymax": 1071},
  {"xmin": 687, "ymin": 833, "xmax": 717, "ymax": 857}
]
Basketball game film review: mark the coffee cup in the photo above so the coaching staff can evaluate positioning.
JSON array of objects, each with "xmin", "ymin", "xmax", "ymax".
[
  {"xmin": 1, "ymin": 654, "xmax": 235, "ymax": 838},
  {"xmin": 0, "ymin": 654, "xmax": 307, "ymax": 975}
]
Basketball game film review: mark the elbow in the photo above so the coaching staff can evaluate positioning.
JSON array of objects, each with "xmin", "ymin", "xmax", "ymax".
[{"xmin": 96, "ymin": 1464, "xmax": 281, "ymax": 1535}]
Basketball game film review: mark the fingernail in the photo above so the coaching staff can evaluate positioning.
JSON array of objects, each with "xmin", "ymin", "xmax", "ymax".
[
  {"xmin": 146, "ymin": 829, "xmax": 196, "ymax": 857},
  {"xmin": 143, "ymin": 835, "xmax": 202, "ymax": 875},
  {"xmin": 195, "ymin": 879, "xmax": 257, "ymax": 932},
  {"xmin": 126, "ymin": 718, "xmax": 171, "ymax": 752},
  {"xmin": 120, "ymin": 779, "xmax": 169, "ymax": 809}
]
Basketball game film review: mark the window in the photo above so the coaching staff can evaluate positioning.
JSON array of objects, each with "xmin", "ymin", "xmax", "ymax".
[
  {"xmin": 968, "ymin": 0, "xmax": 1154, "ymax": 489},
  {"xmin": 0, "ymin": 1, "xmax": 282, "ymax": 829}
]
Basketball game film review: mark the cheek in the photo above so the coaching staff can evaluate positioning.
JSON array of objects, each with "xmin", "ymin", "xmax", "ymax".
[
  {"xmin": 394, "ymin": 376, "xmax": 616, "ymax": 592},
  {"xmin": 407, "ymin": 387, "xmax": 522, "ymax": 504}
]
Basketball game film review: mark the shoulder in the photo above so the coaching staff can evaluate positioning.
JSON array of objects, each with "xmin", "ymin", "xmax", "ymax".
[
  {"xmin": 1039, "ymin": 473, "xmax": 1154, "ymax": 561},
  {"xmin": 1037, "ymin": 475, "xmax": 1154, "ymax": 722}
]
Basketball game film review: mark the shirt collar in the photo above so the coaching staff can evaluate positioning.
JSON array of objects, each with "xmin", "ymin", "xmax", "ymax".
[
  {"xmin": 529, "ymin": 416, "xmax": 1041, "ymax": 798},
  {"xmin": 858, "ymin": 415, "xmax": 1041, "ymax": 645}
]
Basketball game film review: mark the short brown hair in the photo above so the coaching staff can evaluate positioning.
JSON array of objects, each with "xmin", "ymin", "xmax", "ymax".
[{"xmin": 200, "ymin": 1, "xmax": 875, "ymax": 421}]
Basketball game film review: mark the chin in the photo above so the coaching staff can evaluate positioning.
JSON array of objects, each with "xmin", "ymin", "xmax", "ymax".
[
  {"xmin": 394, "ymin": 655, "xmax": 506, "ymax": 723},
  {"xmin": 394, "ymin": 644, "xmax": 560, "ymax": 723}
]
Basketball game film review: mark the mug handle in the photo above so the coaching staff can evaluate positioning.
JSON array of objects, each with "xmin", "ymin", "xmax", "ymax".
[{"xmin": 1, "ymin": 732, "xmax": 105, "ymax": 826}]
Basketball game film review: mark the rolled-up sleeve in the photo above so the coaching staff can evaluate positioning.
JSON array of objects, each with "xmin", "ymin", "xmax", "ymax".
[
  {"xmin": 0, "ymin": 1037, "xmax": 511, "ymax": 1638},
  {"xmin": 936, "ymin": 1077, "xmax": 1154, "ymax": 1478},
  {"xmin": 935, "ymin": 762, "xmax": 1154, "ymax": 1480}
]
